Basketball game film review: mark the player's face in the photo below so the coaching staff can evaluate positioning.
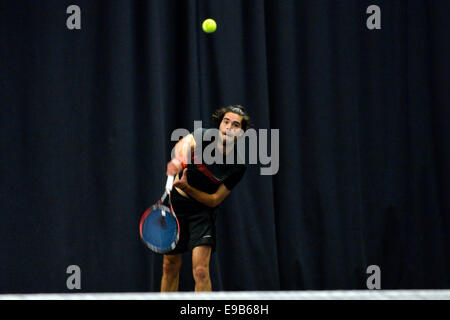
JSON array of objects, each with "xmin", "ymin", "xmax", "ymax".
[{"xmin": 219, "ymin": 112, "xmax": 243, "ymax": 145}]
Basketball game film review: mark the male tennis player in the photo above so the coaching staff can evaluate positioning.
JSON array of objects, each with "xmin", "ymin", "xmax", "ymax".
[{"xmin": 161, "ymin": 105, "xmax": 251, "ymax": 292}]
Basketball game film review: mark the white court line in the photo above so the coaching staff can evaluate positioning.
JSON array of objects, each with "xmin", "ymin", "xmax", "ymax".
[{"xmin": 0, "ymin": 290, "xmax": 449, "ymax": 300}]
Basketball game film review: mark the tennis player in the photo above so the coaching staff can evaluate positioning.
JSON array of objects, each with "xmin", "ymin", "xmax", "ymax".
[{"xmin": 161, "ymin": 105, "xmax": 251, "ymax": 292}]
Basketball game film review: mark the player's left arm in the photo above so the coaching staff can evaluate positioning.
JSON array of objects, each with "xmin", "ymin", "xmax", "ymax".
[{"xmin": 173, "ymin": 169, "xmax": 231, "ymax": 208}]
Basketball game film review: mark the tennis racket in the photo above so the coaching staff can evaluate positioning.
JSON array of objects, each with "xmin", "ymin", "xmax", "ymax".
[{"xmin": 139, "ymin": 175, "xmax": 180, "ymax": 254}]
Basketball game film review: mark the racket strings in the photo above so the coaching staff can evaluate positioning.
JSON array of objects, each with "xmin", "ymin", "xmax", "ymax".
[{"xmin": 140, "ymin": 191, "xmax": 179, "ymax": 253}]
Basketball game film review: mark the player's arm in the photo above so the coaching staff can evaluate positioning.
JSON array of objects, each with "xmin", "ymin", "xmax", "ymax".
[
  {"xmin": 183, "ymin": 183, "xmax": 231, "ymax": 208},
  {"xmin": 166, "ymin": 134, "xmax": 196, "ymax": 176},
  {"xmin": 173, "ymin": 169, "xmax": 231, "ymax": 208}
]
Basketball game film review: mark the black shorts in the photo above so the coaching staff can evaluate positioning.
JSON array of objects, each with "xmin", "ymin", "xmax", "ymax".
[{"xmin": 165, "ymin": 187, "xmax": 218, "ymax": 255}]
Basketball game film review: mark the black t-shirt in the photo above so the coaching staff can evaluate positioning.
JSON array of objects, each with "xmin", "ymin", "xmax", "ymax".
[{"xmin": 173, "ymin": 127, "xmax": 246, "ymax": 211}]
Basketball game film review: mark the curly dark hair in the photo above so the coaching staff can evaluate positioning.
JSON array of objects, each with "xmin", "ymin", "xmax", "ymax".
[{"xmin": 211, "ymin": 105, "xmax": 252, "ymax": 131}]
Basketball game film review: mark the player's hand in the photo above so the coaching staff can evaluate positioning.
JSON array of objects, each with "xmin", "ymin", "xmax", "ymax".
[
  {"xmin": 166, "ymin": 159, "xmax": 182, "ymax": 176},
  {"xmin": 173, "ymin": 168, "xmax": 188, "ymax": 191}
]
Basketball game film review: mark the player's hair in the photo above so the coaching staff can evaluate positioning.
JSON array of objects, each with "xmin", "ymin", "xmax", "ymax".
[{"xmin": 212, "ymin": 105, "xmax": 252, "ymax": 131}]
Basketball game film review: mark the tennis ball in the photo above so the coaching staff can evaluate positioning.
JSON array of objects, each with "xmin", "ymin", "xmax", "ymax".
[{"xmin": 202, "ymin": 19, "xmax": 217, "ymax": 33}]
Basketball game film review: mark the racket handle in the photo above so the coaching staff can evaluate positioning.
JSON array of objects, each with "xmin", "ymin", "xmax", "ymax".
[{"xmin": 166, "ymin": 175, "xmax": 175, "ymax": 193}]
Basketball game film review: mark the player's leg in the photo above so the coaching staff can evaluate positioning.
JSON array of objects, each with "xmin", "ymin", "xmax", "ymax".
[
  {"xmin": 161, "ymin": 187, "xmax": 189, "ymax": 292},
  {"xmin": 161, "ymin": 253, "xmax": 182, "ymax": 292},
  {"xmin": 192, "ymin": 245, "xmax": 212, "ymax": 291}
]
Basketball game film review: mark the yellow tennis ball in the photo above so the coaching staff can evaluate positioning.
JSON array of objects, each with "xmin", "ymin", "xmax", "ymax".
[{"xmin": 202, "ymin": 19, "xmax": 217, "ymax": 33}]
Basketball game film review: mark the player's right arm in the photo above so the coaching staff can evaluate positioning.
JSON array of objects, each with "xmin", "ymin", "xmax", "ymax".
[{"xmin": 166, "ymin": 134, "xmax": 196, "ymax": 176}]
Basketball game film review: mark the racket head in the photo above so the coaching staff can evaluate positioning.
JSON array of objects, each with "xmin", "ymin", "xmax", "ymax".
[{"xmin": 139, "ymin": 202, "xmax": 180, "ymax": 254}]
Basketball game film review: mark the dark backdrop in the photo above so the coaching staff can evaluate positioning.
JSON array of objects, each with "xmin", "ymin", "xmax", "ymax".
[{"xmin": 0, "ymin": 0, "xmax": 448, "ymax": 293}]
